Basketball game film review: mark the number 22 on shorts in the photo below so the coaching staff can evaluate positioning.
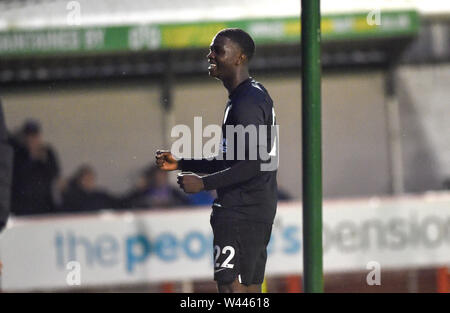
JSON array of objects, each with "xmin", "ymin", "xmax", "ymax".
[{"xmin": 214, "ymin": 245, "xmax": 235, "ymax": 269}]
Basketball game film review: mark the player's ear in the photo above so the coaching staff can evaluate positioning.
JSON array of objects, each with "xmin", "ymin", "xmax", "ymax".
[{"xmin": 237, "ymin": 53, "xmax": 247, "ymax": 65}]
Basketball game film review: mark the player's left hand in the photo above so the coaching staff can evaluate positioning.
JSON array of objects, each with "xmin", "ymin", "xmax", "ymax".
[{"xmin": 177, "ymin": 173, "xmax": 204, "ymax": 193}]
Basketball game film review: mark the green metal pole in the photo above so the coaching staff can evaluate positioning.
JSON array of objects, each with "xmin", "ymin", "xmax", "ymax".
[{"xmin": 301, "ymin": 0, "xmax": 323, "ymax": 293}]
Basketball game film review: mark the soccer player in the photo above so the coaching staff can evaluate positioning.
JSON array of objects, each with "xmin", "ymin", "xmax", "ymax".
[{"xmin": 156, "ymin": 28, "xmax": 277, "ymax": 293}]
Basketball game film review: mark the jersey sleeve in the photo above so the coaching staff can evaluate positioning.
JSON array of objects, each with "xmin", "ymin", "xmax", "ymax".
[{"xmin": 179, "ymin": 157, "xmax": 226, "ymax": 174}]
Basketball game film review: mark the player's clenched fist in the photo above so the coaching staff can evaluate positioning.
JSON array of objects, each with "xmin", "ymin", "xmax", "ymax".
[
  {"xmin": 155, "ymin": 150, "xmax": 179, "ymax": 171},
  {"xmin": 177, "ymin": 173, "xmax": 205, "ymax": 193}
]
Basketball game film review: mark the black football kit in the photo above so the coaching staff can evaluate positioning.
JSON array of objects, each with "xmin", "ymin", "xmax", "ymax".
[{"xmin": 179, "ymin": 77, "xmax": 278, "ymax": 285}]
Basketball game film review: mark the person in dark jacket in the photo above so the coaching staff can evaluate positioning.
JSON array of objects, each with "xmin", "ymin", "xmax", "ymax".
[
  {"xmin": 0, "ymin": 99, "xmax": 13, "ymax": 232},
  {"xmin": 9, "ymin": 119, "xmax": 60, "ymax": 216},
  {"xmin": 61, "ymin": 164, "xmax": 118, "ymax": 212}
]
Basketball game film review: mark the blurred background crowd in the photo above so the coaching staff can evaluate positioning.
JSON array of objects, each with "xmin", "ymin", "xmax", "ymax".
[
  {"xmin": 6, "ymin": 118, "xmax": 243, "ymax": 215},
  {"xmin": 6, "ymin": 118, "xmax": 292, "ymax": 216}
]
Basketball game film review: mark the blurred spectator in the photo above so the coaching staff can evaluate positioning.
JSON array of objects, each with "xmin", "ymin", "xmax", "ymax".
[
  {"xmin": 0, "ymin": 99, "xmax": 13, "ymax": 232},
  {"xmin": 121, "ymin": 165, "xmax": 189, "ymax": 209},
  {"xmin": 443, "ymin": 178, "xmax": 450, "ymax": 190},
  {"xmin": 61, "ymin": 164, "xmax": 119, "ymax": 212},
  {"xmin": 186, "ymin": 190, "xmax": 216, "ymax": 206},
  {"xmin": 9, "ymin": 119, "xmax": 60, "ymax": 216},
  {"xmin": 278, "ymin": 187, "xmax": 293, "ymax": 201}
]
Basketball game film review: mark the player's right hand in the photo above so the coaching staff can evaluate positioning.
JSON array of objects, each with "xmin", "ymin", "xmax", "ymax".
[{"xmin": 155, "ymin": 150, "xmax": 179, "ymax": 171}]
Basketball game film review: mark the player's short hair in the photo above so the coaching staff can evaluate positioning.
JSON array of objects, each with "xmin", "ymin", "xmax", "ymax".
[{"xmin": 216, "ymin": 28, "xmax": 255, "ymax": 61}]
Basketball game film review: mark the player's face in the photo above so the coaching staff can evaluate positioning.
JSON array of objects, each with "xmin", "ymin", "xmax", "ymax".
[{"xmin": 207, "ymin": 35, "xmax": 241, "ymax": 80}]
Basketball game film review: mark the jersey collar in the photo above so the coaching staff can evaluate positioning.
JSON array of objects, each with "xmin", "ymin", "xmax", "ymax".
[{"xmin": 228, "ymin": 77, "xmax": 253, "ymax": 100}]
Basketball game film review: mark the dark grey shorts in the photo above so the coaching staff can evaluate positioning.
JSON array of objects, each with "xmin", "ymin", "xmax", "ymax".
[{"xmin": 210, "ymin": 214, "xmax": 273, "ymax": 286}]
